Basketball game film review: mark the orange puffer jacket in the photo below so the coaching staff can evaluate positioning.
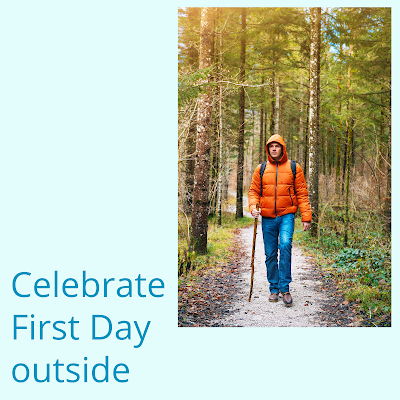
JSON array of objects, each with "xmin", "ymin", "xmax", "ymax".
[{"xmin": 248, "ymin": 134, "xmax": 312, "ymax": 222}]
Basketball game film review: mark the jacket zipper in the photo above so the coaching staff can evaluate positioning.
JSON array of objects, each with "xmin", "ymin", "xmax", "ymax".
[
  {"xmin": 275, "ymin": 163, "xmax": 278, "ymax": 216},
  {"xmin": 289, "ymin": 186, "xmax": 293, "ymax": 206}
]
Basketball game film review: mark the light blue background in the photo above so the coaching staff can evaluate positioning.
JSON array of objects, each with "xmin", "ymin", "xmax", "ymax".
[{"xmin": 0, "ymin": 1, "xmax": 397, "ymax": 399}]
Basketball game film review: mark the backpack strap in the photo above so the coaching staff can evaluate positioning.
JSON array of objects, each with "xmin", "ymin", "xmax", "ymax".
[
  {"xmin": 259, "ymin": 161, "xmax": 267, "ymax": 198},
  {"xmin": 291, "ymin": 160, "xmax": 297, "ymax": 195}
]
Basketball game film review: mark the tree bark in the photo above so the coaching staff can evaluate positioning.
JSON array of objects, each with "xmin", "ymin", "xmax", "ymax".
[
  {"xmin": 298, "ymin": 73, "xmax": 304, "ymax": 165},
  {"xmin": 335, "ymin": 44, "xmax": 343, "ymax": 197},
  {"xmin": 384, "ymin": 99, "xmax": 391, "ymax": 236},
  {"xmin": 379, "ymin": 92, "xmax": 384, "ymax": 172},
  {"xmin": 327, "ymin": 110, "xmax": 332, "ymax": 175},
  {"xmin": 183, "ymin": 119, "xmax": 196, "ymax": 214},
  {"xmin": 249, "ymin": 109, "xmax": 255, "ymax": 181},
  {"xmin": 223, "ymin": 147, "xmax": 229, "ymax": 200},
  {"xmin": 217, "ymin": 8, "xmax": 224, "ymax": 226},
  {"xmin": 217, "ymin": 87, "xmax": 223, "ymax": 226},
  {"xmin": 308, "ymin": 7, "xmax": 321, "ymax": 237},
  {"xmin": 259, "ymin": 76, "xmax": 264, "ymax": 163},
  {"xmin": 270, "ymin": 65, "xmax": 276, "ymax": 136},
  {"xmin": 191, "ymin": 7, "xmax": 214, "ymax": 254},
  {"xmin": 303, "ymin": 59, "xmax": 311, "ymax": 182},
  {"xmin": 342, "ymin": 45, "xmax": 353, "ymax": 197},
  {"xmin": 236, "ymin": 7, "xmax": 246, "ymax": 219},
  {"xmin": 275, "ymin": 75, "xmax": 280, "ymax": 135},
  {"xmin": 208, "ymin": 14, "xmax": 217, "ymax": 216},
  {"xmin": 264, "ymin": 109, "xmax": 268, "ymax": 160},
  {"xmin": 344, "ymin": 118, "xmax": 354, "ymax": 246},
  {"xmin": 182, "ymin": 9, "xmax": 200, "ymax": 215}
]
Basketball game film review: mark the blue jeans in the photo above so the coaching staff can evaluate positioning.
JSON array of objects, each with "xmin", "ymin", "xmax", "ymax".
[{"xmin": 261, "ymin": 213, "xmax": 295, "ymax": 294}]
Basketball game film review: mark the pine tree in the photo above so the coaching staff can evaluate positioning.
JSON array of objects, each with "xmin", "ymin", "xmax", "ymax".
[
  {"xmin": 191, "ymin": 7, "xmax": 214, "ymax": 254},
  {"xmin": 236, "ymin": 8, "xmax": 246, "ymax": 219},
  {"xmin": 308, "ymin": 7, "xmax": 321, "ymax": 237}
]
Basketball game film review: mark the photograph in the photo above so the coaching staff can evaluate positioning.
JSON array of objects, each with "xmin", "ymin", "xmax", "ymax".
[{"xmin": 178, "ymin": 7, "xmax": 391, "ymax": 328}]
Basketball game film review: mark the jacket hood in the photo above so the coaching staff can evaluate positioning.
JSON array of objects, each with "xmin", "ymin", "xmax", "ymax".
[{"xmin": 266, "ymin": 134, "xmax": 288, "ymax": 163}]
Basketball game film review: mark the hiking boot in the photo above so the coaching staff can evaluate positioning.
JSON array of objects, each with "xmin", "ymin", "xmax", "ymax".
[
  {"xmin": 282, "ymin": 292, "xmax": 293, "ymax": 307},
  {"xmin": 269, "ymin": 292, "xmax": 279, "ymax": 302}
]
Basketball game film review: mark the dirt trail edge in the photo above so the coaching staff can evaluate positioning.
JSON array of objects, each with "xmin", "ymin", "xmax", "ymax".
[{"xmin": 178, "ymin": 221, "xmax": 361, "ymax": 328}]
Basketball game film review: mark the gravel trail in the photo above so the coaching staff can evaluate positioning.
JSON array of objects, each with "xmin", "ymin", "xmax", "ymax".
[
  {"xmin": 217, "ymin": 195, "xmax": 358, "ymax": 327},
  {"xmin": 215, "ymin": 223, "xmax": 328, "ymax": 327}
]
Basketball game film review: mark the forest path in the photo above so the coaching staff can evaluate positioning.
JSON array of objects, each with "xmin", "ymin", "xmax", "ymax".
[
  {"xmin": 215, "ymin": 196, "xmax": 359, "ymax": 327},
  {"xmin": 214, "ymin": 223, "xmax": 328, "ymax": 327}
]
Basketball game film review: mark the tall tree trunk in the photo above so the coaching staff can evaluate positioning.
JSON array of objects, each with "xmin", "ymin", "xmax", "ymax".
[
  {"xmin": 216, "ymin": 8, "xmax": 224, "ymax": 226},
  {"xmin": 259, "ymin": 76, "xmax": 264, "ymax": 163},
  {"xmin": 341, "ymin": 130, "xmax": 348, "ymax": 197},
  {"xmin": 327, "ymin": 110, "xmax": 332, "ymax": 175},
  {"xmin": 304, "ymin": 83, "xmax": 310, "ymax": 181},
  {"xmin": 383, "ymin": 100, "xmax": 391, "ymax": 236},
  {"xmin": 321, "ymin": 131, "xmax": 326, "ymax": 177},
  {"xmin": 343, "ymin": 45, "xmax": 354, "ymax": 245},
  {"xmin": 298, "ymin": 73, "xmax": 304, "ymax": 166},
  {"xmin": 275, "ymin": 75, "xmax": 280, "ymax": 135},
  {"xmin": 351, "ymin": 120, "xmax": 356, "ymax": 169},
  {"xmin": 183, "ymin": 119, "xmax": 196, "ymax": 214},
  {"xmin": 308, "ymin": 7, "xmax": 321, "ymax": 237},
  {"xmin": 341, "ymin": 45, "xmax": 353, "ymax": 197},
  {"xmin": 335, "ymin": 44, "xmax": 343, "ymax": 198},
  {"xmin": 344, "ymin": 118, "xmax": 353, "ymax": 247},
  {"xmin": 244, "ymin": 111, "xmax": 255, "ymax": 191},
  {"xmin": 264, "ymin": 109, "xmax": 268, "ymax": 160},
  {"xmin": 182, "ymin": 10, "xmax": 200, "ymax": 215},
  {"xmin": 191, "ymin": 7, "xmax": 214, "ymax": 254},
  {"xmin": 249, "ymin": 109, "xmax": 255, "ymax": 178},
  {"xmin": 223, "ymin": 147, "xmax": 229, "ymax": 200},
  {"xmin": 236, "ymin": 7, "xmax": 246, "ymax": 219},
  {"xmin": 208, "ymin": 145, "xmax": 218, "ymax": 216},
  {"xmin": 217, "ymin": 85, "xmax": 223, "ymax": 226},
  {"xmin": 379, "ymin": 92, "xmax": 384, "ymax": 172},
  {"xmin": 208, "ymin": 15, "xmax": 217, "ymax": 216},
  {"xmin": 270, "ymin": 58, "xmax": 276, "ymax": 136}
]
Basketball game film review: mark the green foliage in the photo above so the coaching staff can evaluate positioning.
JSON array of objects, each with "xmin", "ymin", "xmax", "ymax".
[
  {"xmin": 178, "ymin": 211, "xmax": 254, "ymax": 277},
  {"xmin": 178, "ymin": 67, "xmax": 215, "ymax": 106},
  {"xmin": 345, "ymin": 286, "xmax": 390, "ymax": 323},
  {"xmin": 294, "ymin": 212, "xmax": 391, "ymax": 326},
  {"xmin": 331, "ymin": 247, "xmax": 390, "ymax": 285},
  {"xmin": 331, "ymin": 248, "xmax": 365, "ymax": 271}
]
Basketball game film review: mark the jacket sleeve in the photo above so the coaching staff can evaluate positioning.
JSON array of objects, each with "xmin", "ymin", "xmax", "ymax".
[
  {"xmin": 248, "ymin": 164, "xmax": 262, "ymax": 213},
  {"xmin": 295, "ymin": 164, "xmax": 312, "ymax": 222}
]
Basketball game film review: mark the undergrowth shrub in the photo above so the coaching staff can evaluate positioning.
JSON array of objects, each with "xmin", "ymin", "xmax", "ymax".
[{"xmin": 178, "ymin": 211, "xmax": 254, "ymax": 278}]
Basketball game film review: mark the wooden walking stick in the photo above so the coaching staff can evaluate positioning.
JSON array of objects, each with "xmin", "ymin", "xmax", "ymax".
[{"xmin": 248, "ymin": 203, "xmax": 259, "ymax": 302}]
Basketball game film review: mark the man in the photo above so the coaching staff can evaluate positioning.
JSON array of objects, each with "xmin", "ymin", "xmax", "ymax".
[{"xmin": 248, "ymin": 134, "xmax": 312, "ymax": 307}]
